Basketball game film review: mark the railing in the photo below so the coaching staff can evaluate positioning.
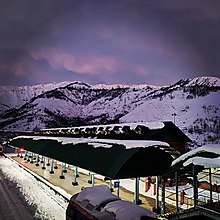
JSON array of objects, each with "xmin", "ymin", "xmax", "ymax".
[{"xmin": 163, "ymin": 169, "xmax": 220, "ymax": 212}]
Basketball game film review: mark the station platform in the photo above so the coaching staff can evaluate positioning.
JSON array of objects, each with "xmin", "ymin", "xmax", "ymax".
[{"xmin": 11, "ymin": 154, "xmax": 175, "ymax": 214}]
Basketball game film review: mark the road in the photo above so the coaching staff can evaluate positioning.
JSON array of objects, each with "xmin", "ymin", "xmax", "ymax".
[{"xmin": 0, "ymin": 168, "xmax": 33, "ymax": 220}]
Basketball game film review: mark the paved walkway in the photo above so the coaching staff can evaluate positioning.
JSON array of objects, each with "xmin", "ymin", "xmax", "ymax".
[{"xmin": 12, "ymin": 154, "xmax": 176, "ymax": 214}]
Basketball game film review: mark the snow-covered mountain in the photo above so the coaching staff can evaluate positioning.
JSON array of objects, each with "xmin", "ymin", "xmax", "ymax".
[
  {"xmin": 0, "ymin": 76, "xmax": 219, "ymax": 146},
  {"xmin": 0, "ymin": 81, "xmax": 72, "ymax": 113}
]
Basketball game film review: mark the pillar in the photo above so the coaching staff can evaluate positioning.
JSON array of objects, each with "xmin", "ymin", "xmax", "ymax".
[
  {"xmin": 88, "ymin": 172, "xmax": 92, "ymax": 184},
  {"xmin": 72, "ymin": 167, "xmax": 78, "ymax": 186},
  {"xmin": 116, "ymin": 181, "xmax": 120, "ymax": 197},
  {"xmin": 134, "ymin": 177, "xmax": 141, "ymax": 205},
  {"xmin": 59, "ymin": 162, "xmax": 65, "ymax": 179},
  {"xmin": 30, "ymin": 152, "xmax": 34, "ymax": 163},
  {"xmin": 42, "ymin": 157, "xmax": 46, "ymax": 170},
  {"xmin": 54, "ymin": 160, "xmax": 58, "ymax": 169},
  {"xmin": 75, "ymin": 166, "xmax": 79, "ymax": 177},
  {"xmin": 161, "ymin": 177, "xmax": 166, "ymax": 214},
  {"xmin": 63, "ymin": 163, "xmax": 67, "ymax": 173},
  {"xmin": 209, "ymin": 168, "xmax": 213, "ymax": 203},
  {"xmin": 91, "ymin": 174, "xmax": 94, "ymax": 187},
  {"xmin": 35, "ymin": 155, "xmax": 40, "ymax": 166},
  {"xmin": 46, "ymin": 157, "xmax": 50, "ymax": 166},
  {"xmin": 155, "ymin": 176, "xmax": 159, "ymax": 211},
  {"xmin": 145, "ymin": 177, "xmax": 150, "ymax": 192},
  {"xmin": 24, "ymin": 151, "xmax": 28, "ymax": 160},
  {"xmin": 175, "ymin": 171, "xmax": 179, "ymax": 212},
  {"xmin": 49, "ymin": 159, "xmax": 54, "ymax": 174},
  {"xmin": 20, "ymin": 150, "xmax": 23, "ymax": 158},
  {"xmin": 193, "ymin": 165, "xmax": 198, "ymax": 208},
  {"xmin": 109, "ymin": 179, "xmax": 113, "ymax": 192},
  {"xmin": 27, "ymin": 152, "xmax": 30, "ymax": 162},
  {"xmin": 41, "ymin": 156, "xmax": 44, "ymax": 163}
]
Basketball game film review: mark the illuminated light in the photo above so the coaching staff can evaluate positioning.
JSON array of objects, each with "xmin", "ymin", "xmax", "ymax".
[{"xmin": 19, "ymin": 148, "xmax": 25, "ymax": 152}]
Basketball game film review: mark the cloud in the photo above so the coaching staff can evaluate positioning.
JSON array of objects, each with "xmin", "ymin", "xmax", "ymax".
[
  {"xmin": 31, "ymin": 48, "xmax": 119, "ymax": 75},
  {"xmin": 1, "ymin": 0, "xmax": 220, "ymax": 86}
]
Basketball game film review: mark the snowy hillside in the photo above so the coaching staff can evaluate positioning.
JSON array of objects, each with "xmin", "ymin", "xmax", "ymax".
[
  {"xmin": 0, "ymin": 81, "xmax": 71, "ymax": 113},
  {"xmin": 0, "ymin": 77, "xmax": 219, "ymax": 146}
]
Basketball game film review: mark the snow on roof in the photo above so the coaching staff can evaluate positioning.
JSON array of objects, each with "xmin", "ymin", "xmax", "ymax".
[
  {"xmin": 103, "ymin": 199, "xmax": 156, "ymax": 219},
  {"xmin": 76, "ymin": 185, "xmax": 119, "ymax": 207},
  {"xmin": 172, "ymin": 144, "xmax": 220, "ymax": 166},
  {"xmin": 41, "ymin": 121, "xmax": 165, "ymax": 131},
  {"xmin": 13, "ymin": 135, "xmax": 170, "ymax": 149},
  {"xmin": 183, "ymin": 156, "xmax": 220, "ymax": 168}
]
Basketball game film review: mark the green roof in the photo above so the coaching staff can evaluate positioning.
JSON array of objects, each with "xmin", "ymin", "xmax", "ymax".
[{"xmin": 9, "ymin": 136, "xmax": 175, "ymax": 179}]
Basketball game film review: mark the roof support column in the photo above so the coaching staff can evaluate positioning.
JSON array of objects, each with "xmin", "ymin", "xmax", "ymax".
[
  {"xmin": 63, "ymin": 163, "xmax": 67, "ymax": 173},
  {"xmin": 209, "ymin": 168, "xmax": 213, "ymax": 203},
  {"xmin": 35, "ymin": 154, "xmax": 40, "ymax": 166},
  {"xmin": 91, "ymin": 174, "xmax": 95, "ymax": 187},
  {"xmin": 42, "ymin": 156, "xmax": 46, "ymax": 170},
  {"xmin": 49, "ymin": 159, "xmax": 54, "ymax": 174},
  {"xmin": 59, "ymin": 162, "xmax": 65, "ymax": 179},
  {"xmin": 40, "ymin": 155, "xmax": 44, "ymax": 163},
  {"xmin": 54, "ymin": 160, "xmax": 58, "ymax": 169},
  {"xmin": 20, "ymin": 150, "xmax": 23, "ymax": 158},
  {"xmin": 193, "ymin": 165, "xmax": 198, "ymax": 208},
  {"xmin": 30, "ymin": 152, "xmax": 34, "ymax": 163},
  {"xmin": 175, "ymin": 171, "xmax": 179, "ymax": 212},
  {"xmin": 27, "ymin": 152, "xmax": 30, "ymax": 162},
  {"xmin": 109, "ymin": 179, "xmax": 113, "ymax": 191},
  {"xmin": 24, "ymin": 151, "xmax": 28, "ymax": 160},
  {"xmin": 46, "ymin": 157, "xmax": 50, "ymax": 166},
  {"xmin": 134, "ymin": 177, "xmax": 140, "ymax": 205},
  {"xmin": 161, "ymin": 177, "xmax": 166, "ymax": 214},
  {"xmin": 155, "ymin": 176, "xmax": 159, "ymax": 211},
  {"xmin": 72, "ymin": 166, "xmax": 78, "ymax": 186}
]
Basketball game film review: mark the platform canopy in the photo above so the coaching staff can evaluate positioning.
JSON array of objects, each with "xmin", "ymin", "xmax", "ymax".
[
  {"xmin": 9, "ymin": 136, "xmax": 177, "ymax": 179},
  {"xmin": 164, "ymin": 144, "xmax": 220, "ymax": 175}
]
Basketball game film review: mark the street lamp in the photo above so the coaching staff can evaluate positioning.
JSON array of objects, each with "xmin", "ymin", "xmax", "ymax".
[{"xmin": 172, "ymin": 113, "xmax": 177, "ymax": 124}]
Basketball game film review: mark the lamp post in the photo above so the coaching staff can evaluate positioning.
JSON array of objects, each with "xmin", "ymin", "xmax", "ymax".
[{"xmin": 172, "ymin": 113, "xmax": 177, "ymax": 124}]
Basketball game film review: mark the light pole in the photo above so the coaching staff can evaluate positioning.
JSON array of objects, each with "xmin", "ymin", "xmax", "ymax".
[{"xmin": 172, "ymin": 113, "xmax": 177, "ymax": 124}]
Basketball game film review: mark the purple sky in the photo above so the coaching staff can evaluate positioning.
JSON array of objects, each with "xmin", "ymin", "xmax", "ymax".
[{"xmin": 0, "ymin": 0, "xmax": 220, "ymax": 86}]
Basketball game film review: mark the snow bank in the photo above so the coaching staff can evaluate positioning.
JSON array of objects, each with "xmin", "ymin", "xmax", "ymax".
[{"xmin": 0, "ymin": 157, "xmax": 68, "ymax": 220}]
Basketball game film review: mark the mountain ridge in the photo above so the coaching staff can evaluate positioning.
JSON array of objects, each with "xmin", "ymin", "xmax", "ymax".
[{"xmin": 0, "ymin": 76, "xmax": 219, "ymax": 146}]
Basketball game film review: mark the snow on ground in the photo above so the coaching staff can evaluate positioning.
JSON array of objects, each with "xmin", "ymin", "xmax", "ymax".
[
  {"xmin": 1, "ymin": 154, "xmax": 219, "ymax": 219},
  {"xmin": 0, "ymin": 157, "xmax": 69, "ymax": 220},
  {"xmin": 166, "ymin": 183, "xmax": 220, "ymax": 203}
]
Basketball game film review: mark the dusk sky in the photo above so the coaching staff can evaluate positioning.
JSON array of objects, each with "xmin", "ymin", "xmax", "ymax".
[{"xmin": 0, "ymin": 0, "xmax": 220, "ymax": 86}]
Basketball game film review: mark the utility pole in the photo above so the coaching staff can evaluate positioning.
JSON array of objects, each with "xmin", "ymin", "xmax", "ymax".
[{"xmin": 172, "ymin": 113, "xmax": 177, "ymax": 124}]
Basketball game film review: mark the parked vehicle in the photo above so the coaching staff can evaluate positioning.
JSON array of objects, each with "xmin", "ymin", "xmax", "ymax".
[{"xmin": 66, "ymin": 185, "xmax": 157, "ymax": 220}]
